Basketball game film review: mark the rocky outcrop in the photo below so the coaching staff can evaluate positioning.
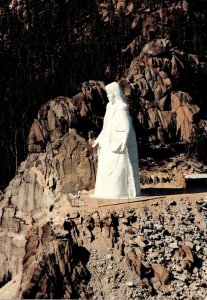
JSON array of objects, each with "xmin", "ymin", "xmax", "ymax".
[
  {"xmin": 27, "ymin": 80, "xmax": 106, "ymax": 154},
  {"xmin": 4, "ymin": 131, "xmax": 92, "ymax": 216},
  {"xmin": 19, "ymin": 218, "xmax": 92, "ymax": 299},
  {"xmin": 120, "ymin": 40, "xmax": 202, "ymax": 144},
  {"xmin": 1, "ymin": 80, "xmax": 106, "ymax": 218},
  {"xmin": 0, "ymin": 198, "xmax": 93, "ymax": 299}
]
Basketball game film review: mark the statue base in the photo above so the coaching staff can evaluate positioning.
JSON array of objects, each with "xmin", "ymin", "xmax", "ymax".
[
  {"xmin": 86, "ymin": 193, "xmax": 142, "ymax": 208},
  {"xmin": 90, "ymin": 194, "xmax": 141, "ymax": 200},
  {"xmin": 67, "ymin": 190, "xmax": 165, "ymax": 208}
]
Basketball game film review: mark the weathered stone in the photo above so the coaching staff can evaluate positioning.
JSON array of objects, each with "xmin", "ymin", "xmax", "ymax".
[
  {"xmin": 151, "ymin": 264, "xmax": 170, "ymax": 285},
  {"xmin": 151, "ymin": 276, "xmax": 161, "ymax": 290},
  {"xmin": 181, "ymin": 245, "xmax": 194, "ymax": 263},
  {"xmin": 126, "ymin": 281, "xmax": 134, "ymax": 287},
  {"xmin": 169, "ymin": 241, "xmax": 179, "ymax": 249},
  {"xmin": 133, "ymin": 236, "xmax": 149, "ymax": 249}
]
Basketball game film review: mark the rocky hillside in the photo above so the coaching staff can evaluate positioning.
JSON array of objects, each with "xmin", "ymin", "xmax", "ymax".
[
  {"xmin": 1, "ymin": 190, "xmax": 207, "ymax": 299},
  {"xmin": 1, "ymin": 0, "xmax": 207, "ymax": 188},
  {"xmin": 1, "ymin": 1, "xmax": 207, "ymax": 298}
]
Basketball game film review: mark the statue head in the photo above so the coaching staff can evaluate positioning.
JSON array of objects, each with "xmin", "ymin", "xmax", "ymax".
[{"xmin": 105, "ymin": 82, "xmax": 125, "ymax": 104}]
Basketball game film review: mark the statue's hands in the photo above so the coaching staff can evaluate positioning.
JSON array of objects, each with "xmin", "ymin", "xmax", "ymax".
[{"xmin": 92, "ymin": 139, "xmax": 98, "ymax": 148}]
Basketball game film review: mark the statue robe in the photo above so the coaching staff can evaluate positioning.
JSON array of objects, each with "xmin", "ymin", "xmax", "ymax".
[{"xmin": 94, "ymin": 101, "xmax": 140, "ymax": 198}]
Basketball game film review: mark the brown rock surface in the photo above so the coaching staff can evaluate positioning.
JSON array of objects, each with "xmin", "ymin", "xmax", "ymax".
[
  {"xmin": 121, "ymin": 44, "xmax": 201, "ymax": 144},
  {"xmin": 19, "ymin": 219, "xmax": 91, "ymax": 299},
  {"xmin": 151, "ymin": 263, "xmax": 170, "ymax": 285},
  {"xmin": 0, "ymin": 190, "xmax": 207, "ymax": 299}
]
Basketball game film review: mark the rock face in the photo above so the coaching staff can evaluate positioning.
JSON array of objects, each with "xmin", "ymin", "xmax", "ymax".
[
  {"xmin": 1, "ymin": 81, "xmax": 106, "ymax": 217},
  {"xmin": 123, "ymin": 52, "xmax": 200, "ymax": 143},
  {"xmin": 19, "ymin": 219, "xmax": 92, "ymax": 299}
]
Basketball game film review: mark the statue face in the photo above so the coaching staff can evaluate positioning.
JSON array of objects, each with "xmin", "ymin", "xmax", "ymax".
[{"xmin": 106, "ymin": 91, "xmax": 115, "ymax": 104}]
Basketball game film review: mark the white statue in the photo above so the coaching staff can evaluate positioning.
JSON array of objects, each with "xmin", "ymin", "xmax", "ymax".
[{"xmin": 92, "ymin": 81, "xmax": 140, "ymax": 198}]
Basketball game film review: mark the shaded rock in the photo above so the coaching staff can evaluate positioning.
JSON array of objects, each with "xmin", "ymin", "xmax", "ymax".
[
  {"xmin": 181, "ymin": 245, "xmax": 194, "ymax": 263},
  {"xmin": 19, "ymin": 220, "xmax": 91, "ymax": 299},
  {"xmin": 151, "ymin": 264, "xmax": 170, "ymax": 285}
]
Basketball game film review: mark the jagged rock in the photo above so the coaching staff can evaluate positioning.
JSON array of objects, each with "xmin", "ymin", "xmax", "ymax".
[
  {"xmin": 133, "ymin": 235, "xmax": 149, "ymax": 249},
  {"xmin": 17, "ymin": 219, "xmax": 91, "ymax": 299},
  {"xmin": 0, "ymin": 194, "xmax": 207, "ymax": 299},
  {"xmin": 11, "ymin": 81, "xmax": 108, "ymax": 204},
  {"xmin": 181, "ymin": 245, "xmax": 194, "ymax": 262},
  {"xmin": 151, "ymin": 264, "xmax": 170, "ymax": 285}
]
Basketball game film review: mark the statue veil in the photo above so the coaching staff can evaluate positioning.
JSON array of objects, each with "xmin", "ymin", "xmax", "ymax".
[{"xmin": 105, "ymin": 82, "xmax": 125, "ymax": 102}]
